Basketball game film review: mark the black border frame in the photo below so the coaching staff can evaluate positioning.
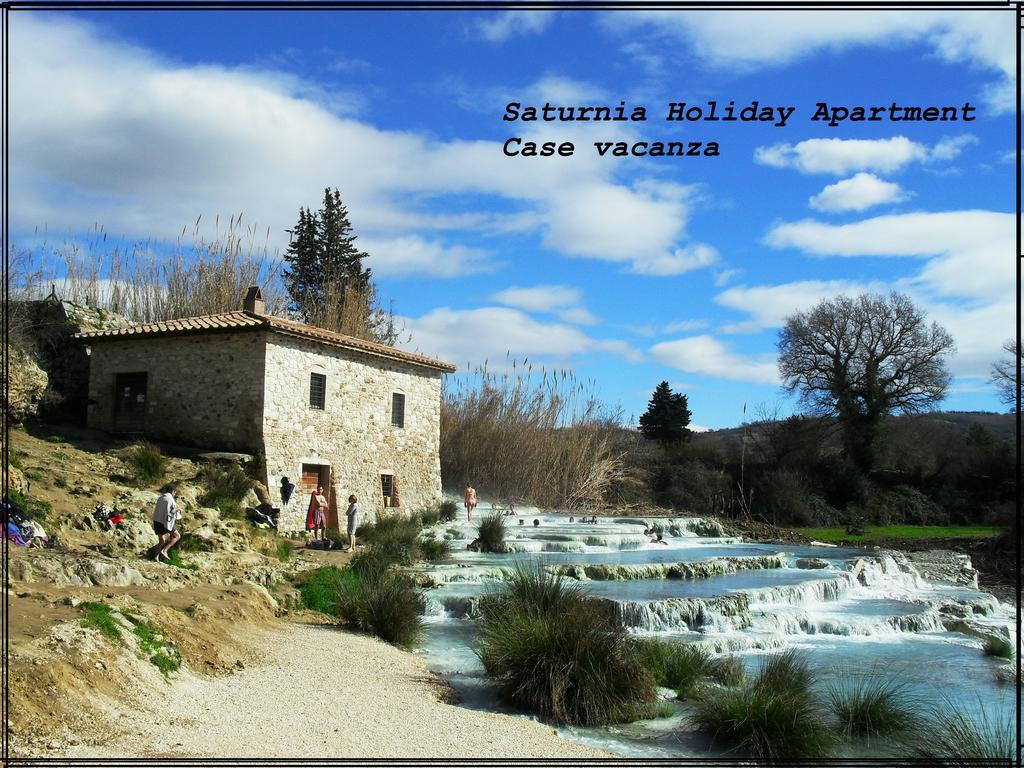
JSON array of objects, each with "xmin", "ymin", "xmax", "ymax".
[{"xmin": 0, "ymin": 3, "xmax": 1020, "ymax": 767}]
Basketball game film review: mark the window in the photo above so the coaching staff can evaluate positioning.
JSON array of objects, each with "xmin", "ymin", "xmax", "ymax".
[
  {"xmin": 381, "ymin": 473, "xmax": 400, "ymax": 508},
  {"xmin": 391, "ymin": 392, "xmax": 406, "ymax": 428},
  {"xmin": 309, "ymin": 373, "xmax": 327, "ymax": 409}
]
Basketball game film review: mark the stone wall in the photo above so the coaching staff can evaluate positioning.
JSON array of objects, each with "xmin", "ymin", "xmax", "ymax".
[
  {"xmin": 84, "ymin": 332, "xmax": 266, "ymax": 452},
  {"xmin": 261, "ymin": 334, "xmax": 444, "ymax": 531}
]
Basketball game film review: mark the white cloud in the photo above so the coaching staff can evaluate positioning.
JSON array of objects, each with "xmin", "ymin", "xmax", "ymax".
[
  {"xmin": 361, "ymin": 236, "xmax": 495, "ymax": 278},
  {"xmin": 557, "ymin": 307, "xmax": 600, "ymax": 326},
  {"xmin": 716, "ymin": 279, "xmax": 881, "ymax": 333},
  {"xmin": 472, "ymin": 11, "xmax": 553, "ymax": 43},
  {"xmin": 713, "ymin": 268, "xmax": 742, "ymax": 287},
  {"xmin": 764, "ymin": 210, "xmax": 1012, "ymax": 302},
  {"xmin": 754, "ymin": 136, "xmax": 971, "ymax": 176},
  {"xmin": 650, "ymin": 335, "xmax": 779, "ymax": 385},
  {"xmin": 12, "ymin": 15, "xmax": 706, "ymax": 278},
  {"xmin": 400, "ymin": 306, "xmax": 641, "ymax": 367},
  {"xmin": 608, "ymin": 11, "xmax": 1013, "ymax": 113},
  {"xmin": 809, "ymin": 173, "xmax": 908, "ymax": 212},
  {"xmin": 491, "ymin": 284, "xmax": 581, "ymax": 312},
  {"xmin": 663, "ymin": 319, "xmax": 709, "ymax": 334}
]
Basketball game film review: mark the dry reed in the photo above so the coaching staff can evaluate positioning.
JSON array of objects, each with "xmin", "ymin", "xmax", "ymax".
[{"xmin": 440, "ymin": 359, "xmax": 629, "ymax": 509}]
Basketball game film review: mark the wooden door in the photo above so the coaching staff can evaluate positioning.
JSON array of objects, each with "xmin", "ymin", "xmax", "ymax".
[
  {"xmin": 300, "ymin": 464, "xmax": 334, "ymax": 529},
  {"xmin": 113, "ymin": 372, "xmax": 148, "ymax": 433}
]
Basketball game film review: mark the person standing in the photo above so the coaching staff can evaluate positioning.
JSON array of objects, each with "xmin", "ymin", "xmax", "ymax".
[
  {"xmin": 306, "ymin": 485, "xmax": 329, "ymax": 543},
  {"xmin": 345, "ymin": 494, "xmax": 359, "ymax": 553},
  {"xmin": 151, "ymin": 484, "xmax": 181, "ymax": 562},
  {"xmin": 464, "ymin": 483, "xmax": 477, "ymax": 523}
]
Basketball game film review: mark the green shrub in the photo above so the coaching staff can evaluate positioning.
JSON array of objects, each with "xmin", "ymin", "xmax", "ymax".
[
  {"xmin": 8, "ymin": 452, "xmax": 23, "ymax": 470},
  {"xmin": 275, "ymin": 541, "xmax": 292, "ymax": 562},
  {"xmin": 197, "ymin": 460, "xmax": 253, "ymax": 515},
  {"xmin": 6, "ymin": 489, "xmax": 51, "ymax": 521},
  {"xmin": 691, "ymin": 650, "xmax": 835, "ymax": 760},
  {"xmin": 982, "ymin": 635, "xmax": 1015, "ymax": 660},
  {"xmin": 438, "ymin": 499, "xmax": 459, "ymax": 523},
  {"xmin": 80, "ymin": 602, "xmax": 122, "ymax": 641},
  {"xmin": 336, "ymin": 556, "xmax": 425, "ymax": 649},
  {"xmin": 300, "ymin": 566, "xmax": 356, "ymax": 616},
  {"xmin": 125, "ymin": 442, "xmax": 169, "ymax": 484},
  {"xmin": 826, "ymin": 673, "xmax": 920, "ymax": 740},
  {"xmin": 45, "ymin": 434, "xmax": 65, "ymax": 444},
  {"xmin": 903, "ymin": 704, "xmax": 1014, "ymax": 765},
  {"xmin": 477, "ymin": 512, "xmax": 506, "ymax": 553},
  {"xmin": 476, "ymin": 565, "xmax": 656, "ymax": 726},
  {"xmin": 54, "ymin": 475, "xmax": 68, "ymax": 489}
]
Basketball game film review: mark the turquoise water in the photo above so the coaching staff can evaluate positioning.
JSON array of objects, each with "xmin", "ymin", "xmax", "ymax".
[{"xmin": 413, "ymin": 505, "xmax": 1018, "ymax": 757}]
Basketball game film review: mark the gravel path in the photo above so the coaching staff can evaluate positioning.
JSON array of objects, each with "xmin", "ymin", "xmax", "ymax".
[{"xmin": 68, "ymin": 623, "xmax": 609, "ymax": 758}]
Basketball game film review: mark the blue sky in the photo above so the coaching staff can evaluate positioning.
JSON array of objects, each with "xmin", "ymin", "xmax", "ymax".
[{"xmin": 10, "ymin": 9, "xmax": 1016, "ymax": 428}]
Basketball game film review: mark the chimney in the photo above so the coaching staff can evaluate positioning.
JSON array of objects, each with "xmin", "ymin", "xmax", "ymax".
[{"xmin": 243, "ymin": 286, "xmax": 265, "ymax": 315}]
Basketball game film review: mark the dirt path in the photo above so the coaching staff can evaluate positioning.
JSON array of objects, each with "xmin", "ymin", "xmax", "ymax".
[{"xmin": 63, "ymin": 622, "xmax": 609, "ymax": 758}]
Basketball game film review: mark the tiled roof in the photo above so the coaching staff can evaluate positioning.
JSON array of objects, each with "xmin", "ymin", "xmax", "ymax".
[{"xmin": 75, "ymin": 311, "xmax": 456, "ymax": 373}]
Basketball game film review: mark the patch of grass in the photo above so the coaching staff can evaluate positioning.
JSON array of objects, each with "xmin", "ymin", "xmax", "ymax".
[
  {"xmin": 53, "ymin": 450, "xmax": 68, "ymax": 461},
  {"xmin": 477, "ymin": 512, "xmax": 506, "ymax": 553},
  {"xmin": 80, "ymin": 602, "xmax": 122, "ymax": 641},
  {"xmin": 131, "ymin": 619, "xmax": 182, "ymax": 677},
  {"xmin": 23, "ymin": 469, "xmax": 44, "ymax": 482},
  {"xmin": 275, "ymin": 540, "xmax": 292, "ymax": 562},
  {"xmin": 826, "ymin": 672, "xmax": 920, "ymax": 740},
  {"xmin": 982, "ymin": 635, "xmax": 1015, "ymax": 660},
  {"xmin": 197, "ymin": 460, "xmax": 253, "ymax": 515},
  {"xmin": 45, "ymin": 434, "xmax": 65, "ymax": 444},
  {"xmin": 54, "ymin": 475, "xmax": 68, "ymax": 488},
  {"xmin": 438, "ymin": 500, "xmax": 458, "ymax": 523},
  {"xmin": 691, "ymin": 650, "xmax": 836, "ymax": 760},
  {"xmin": 8, "ymin": 452, "xmax": 23, "ymax": 470},
  {"xmin": 476, "ymin": 564, "xmax": 656, "ymax": 726},
  {"xmin": 902, "ymin": 704, "xmax": 1014, "ymax": 765},
  {"xmin": 164, "ymin": 549, "xmax": 199, "ymax": 571},
  {"xmin": 300, "ymin": 566, "xmax": 356, "ymax": 616},
  {"xmin": 124, "ymin": 442, "xmax": 169, "ymax": 484},
  {"xmin": 6, "ymin": 489, "xmax": 51, "ymax": 521},
  {"xmin": 795, "ymin": 525, "xmax": 1001, "ymax": 542},
  {"xmin": 336, "ymin": 555, "xmax": 426, "ymax": 649}
]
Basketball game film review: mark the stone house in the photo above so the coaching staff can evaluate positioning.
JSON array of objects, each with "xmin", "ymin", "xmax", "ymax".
[{"xmin": 76, "ymin": 288, "xmax": 455, "ymax": 531}]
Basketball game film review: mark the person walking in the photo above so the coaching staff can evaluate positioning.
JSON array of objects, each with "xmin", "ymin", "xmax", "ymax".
[
  {"xmin": 151, "ymin": 484, "xmax": 182, "ymax": 562},
  {"xmin": 306, "ymin": 485, "xmax": 329, "ymax": 543},
  {"xmin": 345, "ymin": 494, "xmax": 359, "ymax": 553},
  {"xmin": 464, "ymin": 483, "xmax": 477, "ymax": 523}
]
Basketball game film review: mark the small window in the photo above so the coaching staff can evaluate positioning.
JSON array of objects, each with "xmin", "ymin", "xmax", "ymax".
[
  {"xmin": 391, "ymin": 392, "xmax": 406, "ymax": 428},
  {"xmin": 309, "ymin": 373, "xmax": 327, "ymax": 410}
]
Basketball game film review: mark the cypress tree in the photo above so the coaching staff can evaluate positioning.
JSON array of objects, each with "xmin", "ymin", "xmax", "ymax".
[{"xmin": 639, "ymin": 381, "xmax": 692, "ymax": 445}]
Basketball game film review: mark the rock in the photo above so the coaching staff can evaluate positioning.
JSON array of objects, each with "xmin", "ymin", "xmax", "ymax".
[
  {"xmin": 795, "ymin": 558, "xmax": 831, "ymax": 570},
  {"xmin": 7, "ymin": 464, "xmax": 27, "ymax": 494},
  {"xmin": 83, "ymin": 560, "xmax": 147, "ymax": 587},
  {"xmin": 109, "ymin": 517, "xmax": 159, "ymax": 556},
  {"xmin": 61, "ymin": 596, "xmax": 81, "ymax": 608},
  {"xmin": 251, "ymin": 480, "xmax": 272, "ymax": 505},
  {"xmin": 4, "ymin": 347, "xmax": 48, "ymax": 423},
  {"xmin": 242, "ymin": 487, "xmax": 261, "ymax": 510}
]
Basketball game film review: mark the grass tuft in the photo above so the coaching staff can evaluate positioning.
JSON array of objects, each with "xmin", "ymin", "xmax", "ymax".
[
  {"xmin": 826, "ymin": 672, "xmax": 920, "ymax": 740},
  {"xmin": 902, "ymin": 704, "xmax": 1014, "ymax": 765},
  {"xmin": 197, "ymin": 461, "xmax": 253, "ymax": 516},
  {"xmin": 438, "ymin": 500, "xmax": 459, "ymax": 523},
  {"xmin": 635, "ymin": 639, "xmax": 713, "ymax": 698},
  {"xmin": 165, "ymin": 549, "xmax": 199, "ymax": 571},
  {"xmin": 300, "ymin": 566, "xmax": 355, "ymax": 616},
  {"xmin": 132, "ymin": 619, "xmax": 182, "ymax": 677},
  {"xmin": 476, "ymin": 512, "xmax": 506, "ymax": 553},
  {"xmin": 336, "ymin": 553, "xmax": 425, "ymax": 649},
  {"xmin": 690, "ymin": 650, "xmax": 835, "ymax": 760},
  {"xmin": 476, "ymin": 564, "xmax": 656, "ymax": 726},
  {"xmin": 124, "ymin": 442, "xmax": 169, "ymax": 484},
  {"xmin": 982, "ymin": 635, "xmax": 1015, "ymax": 660}
]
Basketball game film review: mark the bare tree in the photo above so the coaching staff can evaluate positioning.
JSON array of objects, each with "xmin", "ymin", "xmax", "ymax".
[
  {"xmin": 778, "ymin": 292, "xmax": 955, "ymax": 471},
  {"xmin": 989, "ymin": 338, "xmax": 1020, "ymax": 411}
]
